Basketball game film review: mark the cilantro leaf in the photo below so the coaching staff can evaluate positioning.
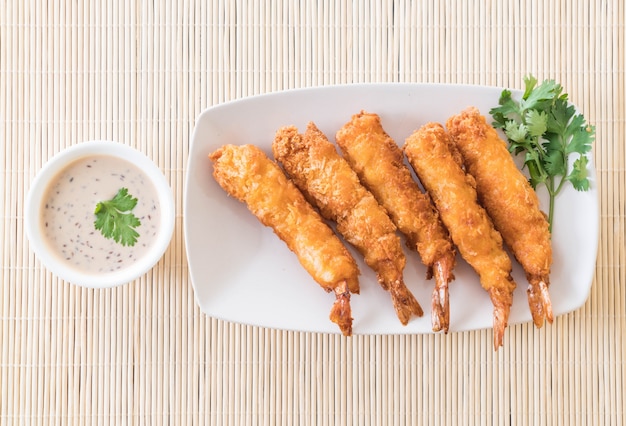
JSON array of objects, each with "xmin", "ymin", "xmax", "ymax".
[
  {"xmin": 521, "ymin": 77, "xmax": 562, "ymax": 112},
  {"xmin": 94, "ymin": 187, "xmax": 141, "ymax": 246},
  {"xmin": 566, "ymin": 123, "xmax": 595, "ymax": 155},
  {"xmin": 522, "ymin": 74, "xmax": 538, "ymax": 98},
  {"xmin": 491, "ymin": 90, "xmax": 519, "ymax": 127},
  {"xmin": 490, "ymin": 74, "xmax": 595, "ymax": 231},
  {"xmin": 525, "ymin": 109, "xmax": 548, "ymax": 138},
  {"xmin": 567, "ymin": 156, "xmax": 590, "ymax": 191},
  {"xmin": 503, "ymin": 121, "xmax": 529, "ymax": 144},
  {"xmin": 546, "ymin": 98, "xmax": 573, "ymax": 135},
  {"xmin": 543, "ymin": 147, "xmax": 567, "ymax": 177}
]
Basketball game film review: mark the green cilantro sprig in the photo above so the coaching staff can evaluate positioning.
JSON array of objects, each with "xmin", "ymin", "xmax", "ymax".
[
  {"xmin": 489, "ymin": 75, "xmax": 595, "ymax": 231},
  {"xmin": 94, "ymin": 187, "xmax": 141, "ymax": 246}
]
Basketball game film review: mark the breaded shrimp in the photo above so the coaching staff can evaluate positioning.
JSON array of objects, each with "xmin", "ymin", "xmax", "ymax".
[
  {"xmin": 404, "ymin": 123, "xmax": 517, "ymax": 349},
  {"xmin": 335, "ymin": 111, "xmax": 456, "ymax": 332},
  {"xmin": 273, "ymin": 123, "xmax": 423, "ymax": 325},
  {"xmin": 446, "ymin": 107, "xmax": 553, "ymax": 327},
  {"xmin": 209, "ymin": 144, "xmax": 359, "ymax": 336}
]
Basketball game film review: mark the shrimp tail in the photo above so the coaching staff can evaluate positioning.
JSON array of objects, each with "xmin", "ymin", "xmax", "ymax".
[
  {"xmin": 329, "ymin": 280, "xmax": 353, "ymax": 336},
  {"xmin": 431, "ymin": 253, "xmax": 455, "ymax": 333},
  {"xmin": 389, "ymin": 279, "xmax": 424, "ymax": 325},
  {"xmin": 527, "ymin": 276, "xmax": 554, "ymax": 328},
  {"xmin": 489, "ymin": 286, "xmax": 513, "ymax": 350}
]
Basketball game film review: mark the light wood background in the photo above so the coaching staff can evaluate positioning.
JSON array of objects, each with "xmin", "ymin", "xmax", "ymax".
[{"xmin": 1, "ymin": 1, "xmax": 624, "ymax": 424}]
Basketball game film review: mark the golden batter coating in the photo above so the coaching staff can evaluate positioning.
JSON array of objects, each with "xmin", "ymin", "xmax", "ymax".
[
  {"xmin": 335, "ymin": 111, "xmax": 456, "ymax": 332},
  {"xmin": 273, "ymin": 123, "xmax": 423, "ymax": 325},
  {"xmin": 404, "ymin": 123, "xmax": 517, "ymax": 349},
  {"xmin": 446, "ymin": 107, "xmax": 553, "ymax": 327},
  {"xmin": 209, "ymin": 144, "xmax": 359, "ymax": 335}
]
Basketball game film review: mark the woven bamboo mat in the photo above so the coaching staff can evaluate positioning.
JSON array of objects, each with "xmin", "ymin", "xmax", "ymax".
[{"xmin": 1, "ymin": 0, "xmax": 624, "ymax": 424}]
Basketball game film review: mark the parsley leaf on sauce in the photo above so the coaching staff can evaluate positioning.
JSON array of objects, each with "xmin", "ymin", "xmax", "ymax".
[{"xmin": 94, "ymin": 187, "xmax": 141, "ymax": 246}]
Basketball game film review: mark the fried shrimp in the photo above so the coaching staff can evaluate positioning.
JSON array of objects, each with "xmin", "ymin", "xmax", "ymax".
[
  {"xmin": 335, "ymin": 111, "xmax": 456, "ymax": 332},
  {"xmin": 446, "ymin": 107, "xmax": 554, "ymax": 327},
  {"xmin": 404, "ymin": 123, "xmax": 517, "ymax": 349},
  {"xmin": 209, "ymin": 144, "xmax": 359, "ymax": 336},
  {"xmin": 273, "ymin": 123, "xmax": 423, "ymax": 325}
]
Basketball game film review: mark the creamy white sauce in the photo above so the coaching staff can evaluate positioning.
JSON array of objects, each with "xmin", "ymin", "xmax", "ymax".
[{"xmin": 40, "ymin": 155, "xmax": 161, "ymax": 274}]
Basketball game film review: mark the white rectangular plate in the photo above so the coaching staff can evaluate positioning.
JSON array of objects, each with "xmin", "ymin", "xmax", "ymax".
[{"xmin": 184, "ymin": 83, "xmax": 598, "ymax": 335}]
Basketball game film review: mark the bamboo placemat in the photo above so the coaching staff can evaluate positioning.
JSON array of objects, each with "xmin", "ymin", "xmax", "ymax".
[{"xmin": 1, "ymin": 0, "xmax": 624, "ymax": 424}]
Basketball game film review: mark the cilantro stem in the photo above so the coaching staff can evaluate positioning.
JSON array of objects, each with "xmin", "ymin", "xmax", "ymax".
[{"xmin": 546, "ymin": 178, "xmax": 556, "ymax": 232}]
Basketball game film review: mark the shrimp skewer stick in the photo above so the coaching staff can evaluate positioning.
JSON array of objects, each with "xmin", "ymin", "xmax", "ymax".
[
  {"xmin": 273, "ymin": 123, "xmax": 423, "ymax": 325},
  {"xmin": 209, "ymin": 144, "xmax": 360, "ymax": 336},
  {"xmin": 404, "ymin": 123, "xmax": 517, "ymax": 349},
  {"xmin": 446, "ymin": 107, "xmax": 554, "ymax": 327},
  {"xmin": 335, "ymin": 111, "xmax": 456, "ymax": 333}
]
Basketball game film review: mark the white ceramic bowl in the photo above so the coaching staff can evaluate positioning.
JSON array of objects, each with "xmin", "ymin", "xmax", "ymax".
[{"xmin": 25, "ymin": 140, "xmax": 175, "ymax": 288}]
